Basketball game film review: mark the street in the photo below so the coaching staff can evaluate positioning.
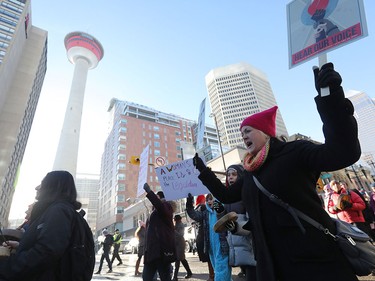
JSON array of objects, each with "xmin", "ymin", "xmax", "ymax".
[
  {"xmin": 91, "ymin": 252, "xmax": 241, "ymax": 281},
  {"xmin": 91, "ymin": 252, "xmax": 375, "ymax": 281}
]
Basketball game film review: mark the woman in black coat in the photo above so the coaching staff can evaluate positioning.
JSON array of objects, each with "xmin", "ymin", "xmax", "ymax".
[
  {"xmin": 172, "ymin": 215, "xmax": 192, "ymax": 280},
  {"xmin": 0, "ymin": 170, "xmax": 83, "ymax": 281},
  {"xmin": 193, "ymin": 63, "xmax": 361, "ymax": 281},
  {"xmin": 142, "ymin": 184, "xmax": 176, "ymax": 281}
]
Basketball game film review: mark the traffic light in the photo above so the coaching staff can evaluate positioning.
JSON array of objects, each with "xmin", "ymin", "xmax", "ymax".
[{"xmin": 129, "ymin": 156, "xmax": 140, "ymax": 165}]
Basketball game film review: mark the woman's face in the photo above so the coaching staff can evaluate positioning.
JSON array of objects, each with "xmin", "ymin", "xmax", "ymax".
[
  {"xmin": 206, "ymin": 196, "xmax": 214, "ymax": 208},
  {"xmin": 241, "ymin": 126, "xmax": 269, "ymax": 155},
  {"xmin": 227, "ymin": 169, "xmax": 238, "ymax": 185}
]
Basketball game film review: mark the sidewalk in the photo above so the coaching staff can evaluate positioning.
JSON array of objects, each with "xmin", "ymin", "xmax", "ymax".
[
  {"xmin": 91, "ymin": 252, "xmax": 241, "ymax": 281},
  {"xmin": 91, "ymin": 252, "xmax": 375, "ymax": 281}
]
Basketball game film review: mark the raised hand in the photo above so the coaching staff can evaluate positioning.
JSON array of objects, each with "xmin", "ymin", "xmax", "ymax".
[
  {"xmin": 143, "ymin": 183, "xmax": 151, "ymax": 193},
  {"xmin": 313, "ymin": 62, "xmax": 342, "ymax": 96},
  {"xmin": 213, "ymin": 200, "xmax": 225, "ymax": 213},
  {"xmin": 193, "ymin": 153, "xmax": 206, "ymax": 172},
  {"xmin": 186, "ymin": 193, "xmax": 194, "ymax": 206}
]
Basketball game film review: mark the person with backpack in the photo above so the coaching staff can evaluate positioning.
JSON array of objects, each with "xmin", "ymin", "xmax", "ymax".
[
  {"xmin": 110, "ymin": 229, "xmax": 123, "ymax": 266},
  {"xmin": 0, "ymin": 170, "xmax": 95, "ymax": 281},
  {"xmin": 95, "ymin": 229, "xmax": 114, "ymax": 274}
]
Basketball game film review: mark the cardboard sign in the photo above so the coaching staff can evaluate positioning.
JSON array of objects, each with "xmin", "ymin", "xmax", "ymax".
[{"xmin": 155, "ymin": 158, "xmax": 210, "ymax": 200}]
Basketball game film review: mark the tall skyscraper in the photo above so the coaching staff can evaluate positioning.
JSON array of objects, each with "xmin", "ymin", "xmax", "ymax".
[
  {"xmin": 97, "ymin": 99, "xmax": 196, "ymax": 233},
  {"xmin": 347, "ymin": 91, "xmax": 375, "ymax": 171},
  {"xmin": 0, "ymin": 0, "xmax": 47, "ymax": 226},
  {"xmin": 205, "ymin": 62, "xmax": 288, "ymax": 148},
  {"xmin": 53, "ymin": 32, "xmax": 104, "ymax": 177}
]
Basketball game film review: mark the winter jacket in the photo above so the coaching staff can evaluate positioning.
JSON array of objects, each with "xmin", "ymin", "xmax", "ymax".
[
  {"xmin": 186, "ymin": 201, "xmax": 231, "ymax": 281},
  {"xmin": 101, "ymin": 234, "xmax": 114, "ymax": 254},
  {"xmin": 221, "ymin": 201, "xmax": 256, "ymax": 267},
  {"xmin": 174, "ymin": 221, "xmax": 186, "ymax": 261},
  {"xmin": 144, "ymin": 191, "xmax": 175, "ymax": 264},
  {"xmin": 327, "ymin": 188, "xmax": 365, "ymax": 223},
  {"xmin": 189, "ymin": 204, "xmax": 209, "ymax": 262},
  {"xmin": 198, "ymin": 91, "xmax": 361, "ymax": 281},
  {"xmin": 0, "ymin": 201, "xmax": 76, "ymax": 281}
]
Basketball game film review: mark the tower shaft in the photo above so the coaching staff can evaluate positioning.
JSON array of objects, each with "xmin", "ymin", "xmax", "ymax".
[{"xmin": 53, "ymin": 58, "xmax": 89, "ymax": 175}]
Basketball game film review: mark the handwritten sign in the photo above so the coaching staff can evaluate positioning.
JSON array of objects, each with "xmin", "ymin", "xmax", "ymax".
[{"xmin": 155, "ymin": 158, "xmax": 209, "ymax": 201}]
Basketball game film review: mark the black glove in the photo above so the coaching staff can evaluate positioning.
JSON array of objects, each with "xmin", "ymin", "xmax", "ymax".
[
  {"xmin": 225, "ymin": 221, "xmax": 237, "ymax": 233},
  {"xmin": 186, "ymin": 193, "xmax": 194, "ymax": 206},
  {"xmin": 193, "ymin": 153, "xmax": 206, "ymax": 172},
  {"xmin": 213, "ymin": 200, "xmax": 225, "ymax": 213},
  {"xmin": 341, "ymin": 200, "xmax": 353, "ymax": 210},
  {"xmin": 143, "ymin": 183, "xmax": 151, "ymax": 193},
  {"xmin": 313, "ymin": 62, "xmax": 342, "ymax": 96}
]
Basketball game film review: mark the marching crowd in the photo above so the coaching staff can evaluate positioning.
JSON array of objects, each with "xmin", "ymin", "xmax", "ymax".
[{"xmin": 0, "ymin": 63, "xmax": 374, "ymax": 281}]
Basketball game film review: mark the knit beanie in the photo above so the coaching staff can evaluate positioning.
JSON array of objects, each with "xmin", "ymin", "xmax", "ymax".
[{"xmin": 240, "ymin": 106, "xmax": 278, "ymax": 137}]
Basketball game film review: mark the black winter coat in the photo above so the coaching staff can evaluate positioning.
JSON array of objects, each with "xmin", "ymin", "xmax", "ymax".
[
  {"xmin": 174, "ymin": 221, "xmax": 186, "ymax": 261},
  {"xmin": 199, "ymin": 93, "xmax": 361, "ymax": 281},
  {"xmin": 0, "ymin": 201, "xmax": 76, "ymax": 281},
  {"xmin": 144, "ymin": 191, "xmax": 175, "ymax": 264}
]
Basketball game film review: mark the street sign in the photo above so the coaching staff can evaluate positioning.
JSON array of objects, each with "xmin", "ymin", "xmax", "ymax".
[{"xmin": 155, "ymin": 156, "xmax": 165, "ymax": 167}]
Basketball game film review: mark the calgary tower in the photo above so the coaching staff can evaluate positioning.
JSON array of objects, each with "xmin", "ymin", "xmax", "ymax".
[{"xmin": 53, "ymin": 32, "xmax": 104, "ymax": 176}]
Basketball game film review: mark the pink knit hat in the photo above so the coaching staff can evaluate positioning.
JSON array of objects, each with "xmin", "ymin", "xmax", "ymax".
[{"xmin": 240, "ymin": 106, "xmax": 278, "ymax": 137}]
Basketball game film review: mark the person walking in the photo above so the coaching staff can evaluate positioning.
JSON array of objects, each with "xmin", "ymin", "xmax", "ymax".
[
  {"xmin": 186, "ymin": 193, "xmax": 231, "ymax": 281},
  {"xmin": 134, "ymin": 220, "xmax": 146, "ymax": 276},
  {"xmin": 193, "ymin": 63, "xmax": 361, "ymax": 281},
  {"xmin": 172, "ymin": 215, "xmax": 193, "ymax": 280},
  {"xmin": 0, "ymin": 170, "xmax": 86, "ymax": 281},
  {"xmin": 142, "ymin": 183, "xmax": 176, "ymax": 281},
  {"xmin": 95, "ymin": 229, "xmax": 114, "ymax": 274},
  {"xmin": 111, "ymin": 229, "xmax": 123, "ymax": 266}
]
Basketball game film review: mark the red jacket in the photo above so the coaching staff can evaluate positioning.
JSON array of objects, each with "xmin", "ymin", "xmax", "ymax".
[{"xmin": 328, "ymin": 188, "xmax": 365, "ymax": 223}]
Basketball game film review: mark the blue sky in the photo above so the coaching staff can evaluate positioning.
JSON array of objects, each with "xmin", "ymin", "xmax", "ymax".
[{"xmin": 10, "ymin": 0, "xmax": 375, "ymax": 218}]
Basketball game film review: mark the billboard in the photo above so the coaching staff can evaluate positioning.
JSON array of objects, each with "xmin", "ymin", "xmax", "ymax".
[{"xmin": 287, "ymin": 0, "xmax": 368, "ymax": 68}]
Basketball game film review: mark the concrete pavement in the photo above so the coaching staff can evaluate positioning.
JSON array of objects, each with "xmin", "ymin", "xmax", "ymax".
[
  {"xmin": 91, "ymin": 252, "xmax": 375, "ymax": 281},
  {"xmin": 91, "ymin": 252, "xmax": 241, "ymax": 281}
]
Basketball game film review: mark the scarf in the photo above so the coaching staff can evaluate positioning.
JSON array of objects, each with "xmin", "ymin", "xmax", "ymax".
[{"xmin": 243, "ymin": 138, "xmax": 270, "ymax": 172}]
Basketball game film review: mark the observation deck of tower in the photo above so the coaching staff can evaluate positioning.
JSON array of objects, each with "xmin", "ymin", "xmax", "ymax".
[
  {"xmin": 53, "ymin": 32, "xmax": 104, "ymax": 177},
  {"xmin": 64, "ymin": 31, "xmax": 104, "ymax": 68}
]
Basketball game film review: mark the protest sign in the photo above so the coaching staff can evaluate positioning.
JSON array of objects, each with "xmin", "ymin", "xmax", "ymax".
[{"xmin": 155, "ymin": 158, "xmax": 209, "ymax": 200}]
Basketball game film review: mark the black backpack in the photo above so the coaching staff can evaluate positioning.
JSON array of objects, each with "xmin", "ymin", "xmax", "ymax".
[{"xmin": 60, "ymin": 210, "xmax": 96, "ymax": 281}]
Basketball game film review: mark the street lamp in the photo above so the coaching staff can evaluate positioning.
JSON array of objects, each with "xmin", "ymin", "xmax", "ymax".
[{"xmin": 209, "ymin": 113, "xmax": 226, "ymax": 171}]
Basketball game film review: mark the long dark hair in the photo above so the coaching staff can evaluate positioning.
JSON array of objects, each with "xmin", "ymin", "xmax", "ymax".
[{"xmin": 30, "ymin": 171, "xmax": 81, "ymax": 222}]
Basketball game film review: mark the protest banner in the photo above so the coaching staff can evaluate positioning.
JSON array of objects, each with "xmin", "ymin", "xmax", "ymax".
[{"xmin": 155, "ymin": 158, "xmax": 209, "ymax": 200}]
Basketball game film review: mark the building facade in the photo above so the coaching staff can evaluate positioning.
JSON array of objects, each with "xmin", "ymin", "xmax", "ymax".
[
  {"xmin": 347, "ymin": 91, "xmax": 375, "ymax": 174},
  {"xmin": 96, "ymin": 99, "xmax": 196, "ymax": 235},
  {"xmin": 75, "ymin": 173, "xmax": 100, "ymax": 234},
  {"xmin": 205, "ymin": 62, "xmax": 289, "ymax": 149},
  {"xmin": 0, "ymin": 0, "xmax": 47, "ymax": 226}
]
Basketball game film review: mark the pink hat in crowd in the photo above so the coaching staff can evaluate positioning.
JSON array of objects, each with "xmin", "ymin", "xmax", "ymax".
[{"xmin": 240, "ymin": 106, "xmax": 278, "ymax": 137}]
